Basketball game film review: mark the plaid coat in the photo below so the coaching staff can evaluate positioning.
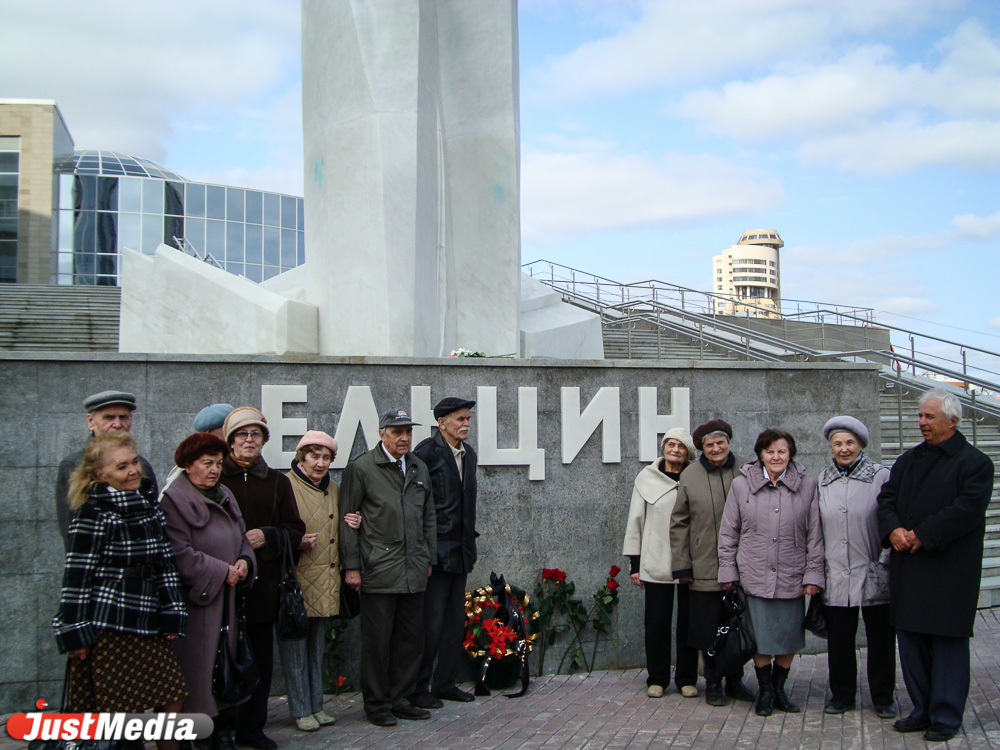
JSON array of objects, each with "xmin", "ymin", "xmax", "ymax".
[{"xmin": 53, "ymin": 480, "xmax": 187, "ymax": 654}]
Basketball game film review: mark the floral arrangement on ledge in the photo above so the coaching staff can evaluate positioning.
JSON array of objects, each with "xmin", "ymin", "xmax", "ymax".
[
  {"xmin": 448, "ymin": 349, "xmax": 516, "ymax": 358},
  {"xmin": 534, "ymin": 565, "xmax": 621, "ymax": 674}
]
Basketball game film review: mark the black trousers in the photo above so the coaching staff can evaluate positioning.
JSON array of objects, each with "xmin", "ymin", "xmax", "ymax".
[
  {"xmin": 414, "ymin": 570, "xmax": 467, "ymax": 695},
  {"xmin": 360, "ymin": 591, "xmax": 425, "ymax": 716},
  {"xmin": 897, "ymin": 629, "xmax": 970, "ymax": 729},
  {"xmin": 825, "ymin": 603, "xmax": 895, "ymax": 705},
  {"xmin": 643, "ymin": 582, "xmax": 698, "ymax": 689},
  {"xmin": 237, "ymin": 621, "xmax": 274, "ymax": 739}
]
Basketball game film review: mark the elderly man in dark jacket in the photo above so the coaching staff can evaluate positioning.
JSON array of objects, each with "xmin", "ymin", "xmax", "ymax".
[
  {"xmin": 409, "ymin": 397, "xmax": 478, "ymax": 709},
  {"xmin": 341, "ymin": 408, "xmax": 437, "ymax": 727},
  {"xmin": 877, "ymin": 388, "xmax": 994, "ymax": 742}
]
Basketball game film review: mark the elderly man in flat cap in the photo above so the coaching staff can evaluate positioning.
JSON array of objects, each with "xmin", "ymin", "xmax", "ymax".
[
  {"xmin": 409, "ymin": 397, "xmax": 479, "ymax": 709},
  {"xmin": 340, "ymin": 408, "xmax": 437, "ymax": 727},
  {"xmin": 55, "ymin": 390, "xmax": 158, "ymax": 548}
]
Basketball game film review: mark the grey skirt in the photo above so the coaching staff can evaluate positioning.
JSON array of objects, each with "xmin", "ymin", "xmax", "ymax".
[{"xmin": 744, "ymin": 595, "xmax": 805, "ymax": 655}]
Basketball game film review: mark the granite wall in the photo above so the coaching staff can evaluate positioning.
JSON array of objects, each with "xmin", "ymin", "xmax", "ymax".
[{"xmin": 0, "ymin": 353, "xmax": 882, "ymax": 712}]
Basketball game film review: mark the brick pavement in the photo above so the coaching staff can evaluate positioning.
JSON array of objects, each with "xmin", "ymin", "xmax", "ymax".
[{"xmin": 5, "ymin": 610, "xmax": 1000, "ymax": 749}]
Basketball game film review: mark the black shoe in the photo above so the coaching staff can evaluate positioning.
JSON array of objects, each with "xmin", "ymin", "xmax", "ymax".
[
  {"xmin": 367, "ymin": 710, "xmax": 397, "ymax": 727},
  {"xmin": 924, "ymin": 723, "xmax": 960, "ymax": 742},
  {"xmin": 234, "ymin": 733, "xmax": 277, "ymax": 750},
  {"xmin": 212, "ymin": 732, "xmax": 236, "ymax": 750},
  {"xmin": 724, "ymin": 678, "xmax": 756, "ymax": 702},
  {"xmin": 705, "ymin": 681, "xmax": 726, "ymax": 707},
  {"xmin": 893, "ymin": 715, "xmax": 930, "ymax": 733},
  {"xmin": 824, "ymin": 699, "xmax": 855, "ymax": 714},
  {"xmin": 392, "ymin": 703, "xmax": 431, "ymax": 721},
  {"xmin": 771, "ymin": 664, "xmax": 800, "ymax": 713},
  {"xmin": 754, "ymin": 664, "xmax": 774, "ymax": 717},
  {"xmin": 410, "ymin": 691, "xmax": 444, "ymax": 709},
  {"xmin": 873, "ymin": 703, "xmax": 897, "ymax": 719},
  {"xmin": 435, "ymin": 685, "xmax": 475, "ymax": 703}
]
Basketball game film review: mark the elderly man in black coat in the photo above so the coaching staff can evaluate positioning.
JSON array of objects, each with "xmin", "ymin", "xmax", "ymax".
[
  {"xmin": 408, "ymin": 396, "xmax": 479, "ymax": 708},
  {"xmin": 877, "ymin": 388, "xmax": 994, "ymax": 742}
]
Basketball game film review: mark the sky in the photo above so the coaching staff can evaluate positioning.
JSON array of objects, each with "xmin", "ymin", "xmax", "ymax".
[{"xmin": 2, "ymin": 0, "xmax": 998, "ymax": 376}]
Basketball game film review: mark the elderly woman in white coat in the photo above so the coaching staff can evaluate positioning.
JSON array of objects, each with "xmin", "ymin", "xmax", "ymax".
[
  {"xmin": 818, "ymin": 416, "xmax": 896, "ymax": 718},
  {"xmin": 622, "ymin": 427, "xmax": 700, "ymax": 698}
]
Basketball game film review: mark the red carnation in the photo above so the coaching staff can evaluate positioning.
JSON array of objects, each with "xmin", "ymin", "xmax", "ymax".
[
  {"xmin": 607, "ymin": 578, "xmax": 620, "ymax": 591},
  {"xmin": 609, "ymin": 565, "xmax": 621, "ymax": 578}
]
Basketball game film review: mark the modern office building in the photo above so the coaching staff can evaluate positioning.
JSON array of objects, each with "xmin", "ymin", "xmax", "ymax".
[
  {"xmin": 0, "ymin": 100, "xmax": 304, "ymax": 286},
  {"xmin": 712, "ymin": 229, "xmax": 783, "ymax": 317}
]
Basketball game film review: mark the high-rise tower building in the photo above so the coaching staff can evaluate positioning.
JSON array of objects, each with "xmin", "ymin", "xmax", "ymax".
[{"xmin": 712, "ymin": 229, "xmax": 783, "ymax": 317}]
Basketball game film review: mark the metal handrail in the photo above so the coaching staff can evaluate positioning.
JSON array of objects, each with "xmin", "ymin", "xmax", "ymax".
[{"xmin": 172, "ymin": 236, "xmax": 224, "ymax": 270}]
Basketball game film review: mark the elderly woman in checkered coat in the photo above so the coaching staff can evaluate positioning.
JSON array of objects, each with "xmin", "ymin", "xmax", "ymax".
[{"xmin": 53, "ymin": 432, "xmax": 188, "ymax": 745}]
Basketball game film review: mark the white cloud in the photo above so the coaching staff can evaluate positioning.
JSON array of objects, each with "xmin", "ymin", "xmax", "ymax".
[
  {"xmin": 521, "ymin": 143, "xmax": 784, "ymax": 240},
  {"xmin": 526, "ymin": 0, "xmax": 950, "ymax": 100},
  {"xmin": 952, "ymin": 209, "xmax": 1000, "ymax": 240},
  {"xmin": 0, "ymin": 0, "xmax": 301, "ymax": 161}
]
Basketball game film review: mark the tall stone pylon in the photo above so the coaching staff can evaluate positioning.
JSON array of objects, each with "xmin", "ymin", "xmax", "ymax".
[{"xmin": 301, "ymin": 0, "xmax": 521, "ymax": 357}]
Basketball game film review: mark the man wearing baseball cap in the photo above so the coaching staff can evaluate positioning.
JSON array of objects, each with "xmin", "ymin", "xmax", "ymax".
[
  {"xmin": 409, "ymin": 397, "xmax": 479, "ymax": 708},
  {"xmin": 340, "ymin": 408, "xmax": 437, "ymax": 727},
  {"xmin": 55, "ymin": 390, "xmax": 159, "ymax": 547}
]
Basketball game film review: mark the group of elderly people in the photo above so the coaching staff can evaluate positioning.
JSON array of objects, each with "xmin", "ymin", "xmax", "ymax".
[
  {"xmin": 624, "ymin": 414, "xmax": 896, "ymax": 718},
  {"xmin": 53, "ymin": 394, "xmax": 359, "ymax": 750}
]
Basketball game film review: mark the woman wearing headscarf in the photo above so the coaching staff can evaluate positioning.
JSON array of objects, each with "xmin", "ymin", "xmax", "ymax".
[
  {"xmin": 161, "ymin": 431, "xmax": 257, "ymax": 750},
  {"xmin": 818, "ymin": 416, "xmax": 895, "ymax": 717},
  {"xmin": 718, "ymin": 428, "xmax": 824, "ymax": 717},
  {"xmin": 622, "ymin": 427, "xmax": 700, "ymax": 699},
  {"xmin": 53, "ymin": 432, "xmax": 187, "ymax": 750},
  {"xmin": 671, "ymin": 419, "xmax": 755, "ymax": 706},
  {"xmin": 219, "ymin": 407, "xmax": 305, "ymax": 750}
]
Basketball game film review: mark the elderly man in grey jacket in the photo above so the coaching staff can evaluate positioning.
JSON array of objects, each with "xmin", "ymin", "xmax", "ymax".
[{"xmin": 340, "ymin": 408, "xmax": 437, "ymax": 728}]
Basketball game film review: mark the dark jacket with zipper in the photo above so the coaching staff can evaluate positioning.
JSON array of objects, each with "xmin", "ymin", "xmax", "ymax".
[
  {"xmin": 413, "ymin": 430, "xmax": 478, "ymax": 574},
  {"xmin": 670, "ymin": 453, "xmax": 738, "ymax": 591},
  {"xmin": 339, "ymin": 445, "xmax": 437, "ymax": 594},
  {"xmin": 220, "ymin": 454, "xmax": 304, "ymax": 624}
]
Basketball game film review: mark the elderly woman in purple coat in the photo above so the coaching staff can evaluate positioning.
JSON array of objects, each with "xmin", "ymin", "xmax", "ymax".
[{"xmin": 161, "ymin": 432, "xmax": 256, "ymax": 750}]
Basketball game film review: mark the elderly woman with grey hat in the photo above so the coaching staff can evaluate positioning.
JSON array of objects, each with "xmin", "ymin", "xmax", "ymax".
[
  {"xmin": 622, "ymin": 427, "xmax": 700, "ymax": 699},
  {"xmin": 219, "ymin": 407, "xmax": 305, "ymax": 750},
  {"xmin": 278, "ymin": 431, "xmax": 362, "ymax": 733},
  {"xmin": 718, "ymin": 428, "xmax": 824, "ymax": 717},
  {"xmin": 671, "ymin": 419, "xmax": 755, "ymax": 706},
  {"xmin": 818, "ymin": 416, "xmax": 896, "ymax": 718}
]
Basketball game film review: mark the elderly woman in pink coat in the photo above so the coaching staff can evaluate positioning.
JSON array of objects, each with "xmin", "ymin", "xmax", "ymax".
[
  {"xmin": 161, "ymin": 432, "xmax": 256, "ymax": 750},
  {"xmin": 718, "ymin": 428, "xmax": 824, "ymax": 718}
]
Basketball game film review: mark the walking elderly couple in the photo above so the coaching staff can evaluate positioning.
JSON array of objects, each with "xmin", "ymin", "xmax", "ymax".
[
  {"xmin": 52, "ymin": 392, "xmax": 480, "ymax": 748},
  {"xmin": 623, "ymin": 388, "xmax": 993, "ymax": 743}
]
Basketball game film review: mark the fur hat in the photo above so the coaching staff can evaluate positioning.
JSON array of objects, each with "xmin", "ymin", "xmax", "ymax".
[{"xmin": 175, "ymin": 432, "xmax": 230, "ymax": 468}]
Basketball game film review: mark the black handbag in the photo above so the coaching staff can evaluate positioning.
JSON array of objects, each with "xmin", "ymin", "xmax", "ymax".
[
  {"xmin": 277, "ymin": 529, "xmax": 309, "ymax": 640},
  {"xmin": 212, "ymin": 588, "xmax": 260, "ymax": 704},
  {"xmin": 804, "ymin": 592, "xmax": 828, "ymax": 638},
  {"xmin": 336, "ymin": 570, "xmax": 360, "ymax": 620},
  {"xmin": 707, "ymin": 584, "xmax": 756, "ymax": 676}
]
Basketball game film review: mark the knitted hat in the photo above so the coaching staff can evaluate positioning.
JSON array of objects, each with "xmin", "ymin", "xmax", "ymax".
[
  {"xmin": 822, "ymin": 416, "xmax": 869, "ymax": 448},
  {"xmin": 193, "ymin": 403, "xmax": 234, "ymax": 432},
  {"xmin": 692, "ymin": 419, "xmax": 733, "ymax": 451},
  {"xmin": 296, "ymin": 430, "xmax": 338, "ymax": 456},
  {"xmin": 660, "ymin": 427, "xmax": 696, "ymax": 464},
  {"xmin": 223, "ymin": 406, "xmax": 270, "ymax": 444}
]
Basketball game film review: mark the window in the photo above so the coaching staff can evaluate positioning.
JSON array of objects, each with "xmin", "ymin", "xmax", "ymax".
[
  {"xmin": 142, "ymin": 179, "xmax": 164, "ymax": 215},
  {"xmin": 186, "ymin": 184, "xmax": 205, "ymax": 218},
  {"xmin": 227, "ymin": 188, "xmax": 244, "ymax": 222},
  {"xmin": 118, "ymin": 178, "xmax": 141, "ymax": 213},
  {"xmin": 206, "ymin": 186, "xmax": 226, "ymax": 220}
]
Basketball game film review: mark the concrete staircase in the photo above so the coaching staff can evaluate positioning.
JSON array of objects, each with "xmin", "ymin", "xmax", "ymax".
[
  {"xmin": 0, "ymin": 284, "xmax": 120, "ymax": 351},
  {"xmin": 602, "ymin": 324, "xmax": 742, "ymax": 361},
  {"xmin": 879, "ymin": 383, "xmax": 1000, "ymax": 607}
]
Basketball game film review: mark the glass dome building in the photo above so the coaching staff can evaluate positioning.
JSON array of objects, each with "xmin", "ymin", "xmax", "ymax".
[{"xmin": 54, "ymin": 149, "xmax": 304, "ymax": 285}]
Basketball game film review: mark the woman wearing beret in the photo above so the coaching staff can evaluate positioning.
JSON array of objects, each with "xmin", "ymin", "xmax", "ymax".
[
  {"xmin": 278, "ymin": 431, "xmax": 361, "ymax": 732},
  {"xmin": 53, "ymin": 432, "xmax": 187, "ymax": 750},
  {"xmin": 623, "ymin": 427, "xmax": 700, "ymax": 699},
  {"xmin": 219, "ymin": 407, "xmax": 305, "ymax": 750},
  {"xmin": 161, "ymin": 432, "xmax": 257, "ymax": 750},
  {"xmin": 718, "ymin": 429, "xmax": 824, "ymax": 716},
  {"xmin": 817, "ymin": 416, "xmax": 896, "ymax": 717},
  {"xmin": 671, "ymin": 419, "xmax": 755, "ymax": 706}
]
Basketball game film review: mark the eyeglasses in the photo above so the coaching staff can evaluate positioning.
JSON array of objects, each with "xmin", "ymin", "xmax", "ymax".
[{"xmin": 234, "ymin": 429, "xmax": 264, "ymax": 441}]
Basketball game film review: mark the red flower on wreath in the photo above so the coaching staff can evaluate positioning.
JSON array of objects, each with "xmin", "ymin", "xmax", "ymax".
[
  {"xmin": 607, "ymin": 578, "xmax": 620, "ymax": 591},
  {"xmin": 609, "ymin": 565, "xmax": 621, "ymax": 578}
]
